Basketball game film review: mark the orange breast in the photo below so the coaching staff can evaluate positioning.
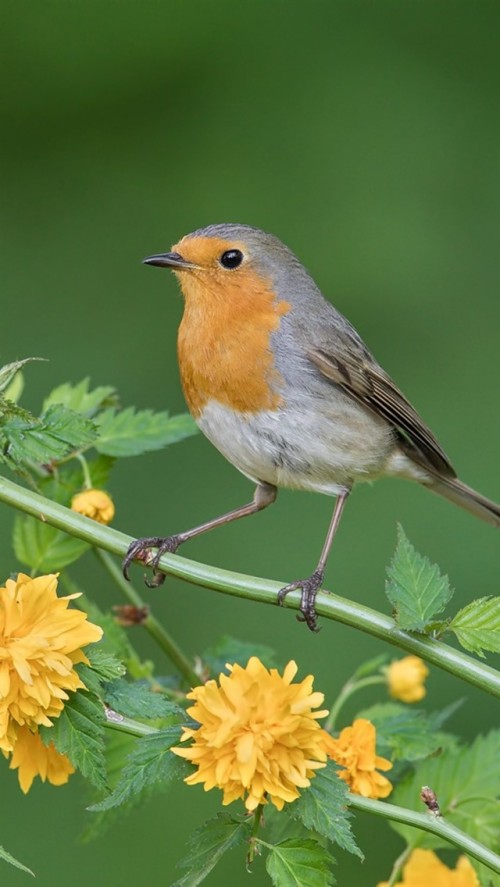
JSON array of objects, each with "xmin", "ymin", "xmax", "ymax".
[{"xmin": 176, "ymin": 266, "xmax": 290, "ymax": 417}]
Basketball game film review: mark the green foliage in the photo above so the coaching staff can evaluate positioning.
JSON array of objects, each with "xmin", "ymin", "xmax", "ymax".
[
  {"xmin": 449, "ymin": 597, "xmax": 500, "ymax": 657},
  {"xmin": 13, "ymin": 511, "xmax": 90, "ymax": 570},
  {"xmin": 351, "ymin": 653, "xmax": 389, "ymax": 680},
  {"xmin": 88, "ymin": 726, "xmax": 184, "ymax": 811},
  {"xmin": 264, "ymin": 838, "xmax": 336, "ymax": 887},
  {"xmin": 1, "ymin": 405, "xmax": 97, "ymax": 465},
  {"xmin": 103, "ymin": 678, "xmax": 183, "ymax": 719},
  {"xmin": 288, "ymin": 762, "xmax": 362, "ymax": 858},
  {"xmin": 41, "ymin": 689, "xmax": 108, "ymax": 791},
  {"xmin": 173, "ymin": 813, "xmax": 253, "ymax": 887},
  {"xmin": 94, "ymin": 407, "xmax": 197, "ymax": 457},
  {"xmin": 0, "ymin": 358, "xmax": 44, "ymax": 395},
  {"xmin": 202, "ymin": 635, "xmax": 278, "ymax": 676},
  {"xmin": 0, "ymin": 844, "xmax": 34, "ymax": 877},
  {"xmin": 43, "ymin": 378, "xmax": 118, "ymax": 416},
  {"xmin": 357, "ymin": 702, "xmax": 456, "ymax": 762},
  {"xmin": 391, "ymin": 730, "xmax": 500, "ymax": 886},
  {"xmin": 385, "ymin": 526, "xmax": 454, "ymax": 631}
]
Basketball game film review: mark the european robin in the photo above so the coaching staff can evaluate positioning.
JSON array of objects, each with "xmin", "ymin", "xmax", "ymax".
[{"xmin": 123, "ymin": 223, "xmax": 500, "ymax": 630}]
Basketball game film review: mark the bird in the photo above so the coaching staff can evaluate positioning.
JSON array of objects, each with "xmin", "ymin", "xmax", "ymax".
[{"xmin": 122, "ymin": 223, "xmax": 500, "ymax": 630}]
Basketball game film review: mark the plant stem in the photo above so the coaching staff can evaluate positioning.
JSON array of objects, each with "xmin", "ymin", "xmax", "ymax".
[
  {"xmin": 93, "ymin": 547, "xmax": 199, "ymax": 688},
  {"xmin": 349, "ymin": 794, "xmax": 500, "ymax": 875},
  {"xmin": 387, "ymin": 846, "xmax": 411, "ymax": 887},
  {"xmin": 325, "ymin": 675, "xmax": 386, "ymax": 732},
  {"xmin": 103, "ymin": 707, "xmax": 160, "ymax": 737},
  {"xmin": 247, "ymin": 804, "xmax": 264, "ymax": 866},
  {"xmin": 75, "ymin": 453, "xmax": 92, "ymax": 490},
  {"xmin": 2, "ymin": 475, "xmax": 500, "ymax": 699}
]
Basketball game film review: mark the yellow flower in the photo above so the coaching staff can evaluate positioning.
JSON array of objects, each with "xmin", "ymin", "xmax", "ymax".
[
  {"xmin": 377, "ymin": 848, "xmax": 479, "ymax": 887},
  {"xmin": 7, "ymin": 726, "xmax": 75, "ymax": 794},
  {"xmin": 71, "ymin": 489, "xmax": 115, "ymax": 525},
  {"xmin": 0, "ymin": 573, "xmax": 103, "ymax": 758},
  {"xmin": 326, "ymin": 718, "xmax": 392, "ymax": 799},
  {"xmin": 387, "ymin": 656, "xmax": 429, "ymax": 703},
  {"xmin": 172, "ymin": 657, "xmax": 333, "ymax": 811}
]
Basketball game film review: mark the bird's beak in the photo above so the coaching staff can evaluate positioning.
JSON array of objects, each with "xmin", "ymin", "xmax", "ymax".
[{"xmin": 142, "ymin": 252, "xmax": 198, "ymax": 270}]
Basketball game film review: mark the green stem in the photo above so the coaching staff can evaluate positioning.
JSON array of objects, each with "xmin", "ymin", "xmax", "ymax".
[
  {"xmin": 103, "ymin": 708, "xmax": 160, "ymax": 737},
  {"xmin": 325, "ymin": 675, "xmax": 386, "ymax": 732},
  {"xmin": 75, "ymin": 453, "xmax": 93, "ymax": 490},
  {"xmin": 247, "ymin": 804, "xmax": 264, "ymax": 866},
  {"xmin": 93, "ymin": 548, "xmax": 199, "ymax": 688},
  {"xmin": 2, "ymin": 475, "xmax": 500, "ymax": 698},
  {"xmin": 387, "ymin": 846, "xmax": 411, "ymax": 887},
  {"xmin": 349, "ymin": 794, "xmax": 500, "ymax": 875},
  {"xmin": 98, "ymin": 712, "xmax": 500, "ymax": 878}
]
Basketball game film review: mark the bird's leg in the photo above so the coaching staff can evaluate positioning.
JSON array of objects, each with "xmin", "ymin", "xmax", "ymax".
[
  {"xmin": 122, "ymin": 482, "xmax": 277, "ymax": 587},
  {"xmin": 278, "ymin": 488, "xmax": 351, "ymax": 631}
]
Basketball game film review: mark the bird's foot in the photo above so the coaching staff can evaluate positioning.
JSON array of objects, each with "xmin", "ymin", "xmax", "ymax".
[
  {"xmin": 122, "ymin": 535, "xmax": 182, "ymax": 587},
  {"xmin": 277, "ymin": 568, "xmax": 324, "ymax": 632}
]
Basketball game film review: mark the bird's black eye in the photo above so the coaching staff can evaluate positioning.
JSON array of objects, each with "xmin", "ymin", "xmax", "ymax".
[{"xmin": 219, "ymin": 249, "xmax": 244, "ymax": 269}]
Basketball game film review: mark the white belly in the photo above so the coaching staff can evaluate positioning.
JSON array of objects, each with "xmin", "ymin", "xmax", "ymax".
[{"xmin": 197, "ymin": 397, "xmax": 406, "ymax": 495}]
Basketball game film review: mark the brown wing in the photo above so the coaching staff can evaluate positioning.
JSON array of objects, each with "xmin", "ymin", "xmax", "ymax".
[{"xmin": 308, "ymin": 347, "xmax": 456, "ymax": 478}]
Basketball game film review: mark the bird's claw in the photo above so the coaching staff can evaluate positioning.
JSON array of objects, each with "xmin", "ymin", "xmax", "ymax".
[
  {"xmin": 277, "ymin": 568, "xmax": 324, "ymax": 632},
  {"xmin": 122, "ymin": 535, "xmax": 182, "ymax": 586}
]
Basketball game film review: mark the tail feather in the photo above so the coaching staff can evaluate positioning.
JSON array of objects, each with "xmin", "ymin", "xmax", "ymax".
[{"xmin": 427, "ymin": 476, "xmax": 500, "ymax": 528}]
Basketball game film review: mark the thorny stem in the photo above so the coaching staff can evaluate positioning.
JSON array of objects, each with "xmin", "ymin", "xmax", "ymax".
[
  {"xmin": 2, "ymin": 476, "xmax": 500, "ymax": 699},
  {"xmin": 325, "ymin": 675, "xmax": 386, "ymax": 732},
  {"xmin": 93, "ymin": 548, "xmax": 199, "ymax": 688}
]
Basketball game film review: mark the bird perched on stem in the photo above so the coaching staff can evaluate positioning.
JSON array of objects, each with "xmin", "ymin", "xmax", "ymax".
[{"xmin": 123, "ymin": 223, "xmax": 500, "ymax": 630}]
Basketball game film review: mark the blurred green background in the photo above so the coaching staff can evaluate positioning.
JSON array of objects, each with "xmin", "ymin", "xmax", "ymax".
[{"xmin": 1, "ymin": 1, "xmax": 500, "ymax": 884}]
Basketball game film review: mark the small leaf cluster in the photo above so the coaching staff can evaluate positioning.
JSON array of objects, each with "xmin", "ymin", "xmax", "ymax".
[
  {"xmin": 387, "ymin": 525, "xmax": 500, "ymax": 657},
  {"xmin": 0, "ymin": 359, "xmax": 197, "ymax": 573}
]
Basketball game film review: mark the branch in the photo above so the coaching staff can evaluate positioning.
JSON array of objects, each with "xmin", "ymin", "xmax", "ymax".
[
  {"xmin": 350, "ymin": 794, "xmax": 500, "ymax": 876},
  {"xmin": 102, "ymin": 710, "xmax": 500, "ymax": 877},
  {"xmin": 1, "ymin": 475, "xmax": 500, "ymax": 698}
]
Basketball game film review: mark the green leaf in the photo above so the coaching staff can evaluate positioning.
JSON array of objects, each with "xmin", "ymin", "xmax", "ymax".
[
  {"xmin": 288, "ymin": 761, "xmax": 362, "ymax": 858},
  {"xmin": 88, "ymin": 726, "xmax": 183, "ymax": 811},
  {"xmin": 357, "ymin": 702, "xmax": 456, "ymax": 762},
  {"xmin": 173, "ymin": 813, "xmax": 253, "ymax": 887},
  {"xmin": 265, "ymin": 838, "xmax": 336, "ymax": 887},
  {"xmin": 103, "ymin": 678, "xmax": 183, "ymax": 720},
  {"xmin": 391, "ymin": 729, "xmax": 500, "ymax": 886},
  {"xmin": 43, "ymin": 378, "xmax": 118, "ymax": 416},
  {"xmin": 13, "ymin": 512, "xmax": 89, "ymax": 571},
  {"xmin": 449, "ymin": 597, "xmax": 500, "ymax": 657},
  {"xmin": 3, "ymin": 404, "xmax": 97, "ymax": 464},
  {"xmin": 94, "ymin": 407, "xmax": 197, "ymax": 457},
  {"xmin": 40, "ymin": 690, "xmax": 107, "ymax": 791},
  {"xmin": 202, "ymin": 635, "xmax": 278, "ymax": 677},
  {"xmin": 0, "ymin": 844, "xmax": 34, "ymax": 876},
  {"xmin": 0, "ymin": 357, "xmax": 44, "ymax": 394},
  {"xmin": 385, "ymin": 526, "xmax": 454, "ymax": 631},
  {"xmin": 85, "ymin": 648, "xmax": 127, "ymax": 683}
]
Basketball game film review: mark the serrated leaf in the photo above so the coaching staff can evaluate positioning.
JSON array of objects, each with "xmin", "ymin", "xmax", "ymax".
[
  {"xmin": 357, "ymin": 703, "xmax": 455, "ymax": 762},
  {"xmin": 288, "ymin": 761, "xmax": 362, "ymax": 858},
  {"xmin": 0, "ymin": 844, "xmax": 34, "ymax": 876},
  {"xmin": 41, "ymin": 690, "xmax": 107, "ymax": 791},
  {"xmin": 75, "ymin": 650, "xmax": 126, "ymax": 698},
  {"xmin": 202, "ymin": 636, "xmax": 278, "ymax": 677},
  {"xmin": 43, "ymin": 378, "xmax": 118, "ymax": 416},
  {"xmin": 3, "ymin": 404, "xmax": 97, "ymax": 464},
  {"xmin": 173, "ymin": 813, "xmax": 253, "ymax": 887},
  {"xmin": 103, "ymin": 678, "xmax": 183, "ymax": 720},
  {"xmin": 449, "ymin": 597, "xmax": 500, "ymax": 657},
  {"xmin": 0, "ymin": 357, "xmax": 44, "ymax": 394},
  {"xmin": 265, "ymin": 838, "xmax": 336, "ymax": 887},
  {"xmin": 385, "ymin": 526, "xmax": 454, "ymax": 631},
  {"xmin": 94, "ymin": 407, "xmax": 197, "ymax": 457},
  {"xmin": 13, "ymin": 512, "xmax": 89, "ymax": 571},
  {"xmin": 89, "ymin": 726, "xmax": 183, "ymax": 811}
]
